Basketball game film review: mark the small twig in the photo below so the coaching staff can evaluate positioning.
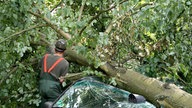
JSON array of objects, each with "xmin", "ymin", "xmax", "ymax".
[
  {"xmin": 101, "ymin": 0, "xmax": 128, "ymax": 13},
  {"xmin": 0, "ymin": 58, "xmax": 38, "ymax": 86},
  {"xmin": 103, "ymin": 1, "xmax": 154, "ymax": 35},
  {"xmin": 0, "ymin": 24, "xmax": 45, "ymax": 44},
  {"xmin": 134, "ymin": 2, "xmax": 154, "ymax": 10},
  {"xmin": 50, "ymin": 0, "xmax": 64, "ymax": 13},
  {"xmin": 37, "ymin": 32, "xmax": 52, "ymax": 45},
  {"xmin": 162, "ymin": 67, "xmax": 187, "ymax": 85},
  {"xmin": 104, "ymin": 20, "xmax": 113, "ymax": 34},
  {"xmin": 79, "ymin": 0, "xmax": 128, "ymax": 36},
  {"xmin": 116, "ymin": 2, "xmax": 154, "ymax": 34},
  {"xmin": 0, "ymin": 66, "xmax": 18, "ymax": 86}
]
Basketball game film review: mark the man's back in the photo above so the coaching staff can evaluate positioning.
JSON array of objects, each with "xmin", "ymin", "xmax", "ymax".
[{"xmin": 40, "ymin": 54, "xmax": 69, "ymax": 81}]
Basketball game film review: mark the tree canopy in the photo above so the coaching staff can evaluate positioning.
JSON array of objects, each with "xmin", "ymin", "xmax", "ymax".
[{"xmin": 0, "ymin": 0, "xmax": 191, "ymax": 107}]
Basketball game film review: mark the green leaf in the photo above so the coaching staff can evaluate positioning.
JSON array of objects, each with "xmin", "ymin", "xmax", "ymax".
[
  {"xmin": 179, "ymin": 63, "xmax": 189, "ymax": 77},
  {"xmin": 144, "ymin": 31, "xmax": 157, "ymax": 41},
  {"xmin": 25, "ymin": 83, "xmax": 31, "ymax": 89},
  {"xmin": 109, "ymin": 77, "xmax": 117, "ymax": 86},
  {"xmin": 186, "ymin": 1, "xmax": 191, "ymax": 6},
  {"xmin": 13, "ymin": 14, "xmax": 18, "ymax": 19},
  {"xmin": 18, "ymin": 87, "xmax": 24, "ymax": 94},
  {"xmin": 161, "ymin": 54, "xmax": 167, "ymax": 60},
  {"xmin": 6, "ymin": 79, "xmax": 10, "ymax": 84}
]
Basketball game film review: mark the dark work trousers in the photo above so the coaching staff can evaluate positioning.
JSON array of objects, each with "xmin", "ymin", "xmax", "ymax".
[{"xmin": 39, "ymin": 80, "xmax": 62, "ymax": 108}]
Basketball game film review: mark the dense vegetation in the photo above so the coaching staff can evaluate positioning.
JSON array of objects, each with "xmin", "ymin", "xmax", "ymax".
[{"xmin": 0, "ymin": 0, "xmax": 191, "ymax": 107}]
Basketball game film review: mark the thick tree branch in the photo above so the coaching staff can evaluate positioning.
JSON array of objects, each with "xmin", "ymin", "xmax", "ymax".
[
  {"xmin": 104, "ymin": 2, "xmax": 154, "ymax": 34},
  {"xmin": 64, "ymin": 49, "xmax": 90, "ymax": 66},
  {"xmin": 78, "ymin": 0, "xmax": 86, "ymax": 22},
  {"xmin": 0, "ymin": 24, "xmax": 45, "ymax": 44},
  {"xmin": 75, "ymin": 0, "xmax": 86, "ymax": 34},
  {"xmin": 63, "ymin": 47, "xmax": 192, "ymax": 107},
  {"xmin": 28, "ymin": 11, "xmax": 71, "ymax": 39},
  {"xmin": 101, "ymin": 2, "xmax": 155, "ymax": 63},
  {"xmin": 79, "ymin": 0, "xmax": 128, "ymax": 36},
  {"xmin": 64, "ymin": 73, "xmax": 85, "ymax": 81}
]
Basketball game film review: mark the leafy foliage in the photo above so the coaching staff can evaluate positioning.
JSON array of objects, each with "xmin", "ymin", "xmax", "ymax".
[{"xmin": 0, "ymin": 0, "xmax": 192, "ymax": 107}]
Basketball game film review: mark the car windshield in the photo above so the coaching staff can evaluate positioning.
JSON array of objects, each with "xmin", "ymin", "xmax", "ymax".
[{"xmin": 52, "ymin": 77, "xmax": 156, "ymax": 108}]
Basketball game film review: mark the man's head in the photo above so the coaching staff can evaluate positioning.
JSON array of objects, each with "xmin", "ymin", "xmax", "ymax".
[{"xmin": 55, "ymin": 39, "xmax": 67, "ymax": 53}]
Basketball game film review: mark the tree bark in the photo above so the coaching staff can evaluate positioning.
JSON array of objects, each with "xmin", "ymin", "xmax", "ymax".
[{"xmin": 64, "ymin": 49, "xmax": 192, "ymax": 108}]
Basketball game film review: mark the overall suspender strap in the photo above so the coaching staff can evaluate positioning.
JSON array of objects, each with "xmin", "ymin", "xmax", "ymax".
[
  {"xmin": 47, "ymin": 58, "xmax": 64, "ymax": 73},
  {"xmin": 43, "ymin": 54, "xmax": 49, "ymax": 72},
  {"xmin": 43, "ymin": 54, "xmax": 64, "ymax": 73}
]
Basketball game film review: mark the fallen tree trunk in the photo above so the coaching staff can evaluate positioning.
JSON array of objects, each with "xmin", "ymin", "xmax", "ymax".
[{"xmin": 64, "ymin": 49, "xmax": 192, "ymax": 108}]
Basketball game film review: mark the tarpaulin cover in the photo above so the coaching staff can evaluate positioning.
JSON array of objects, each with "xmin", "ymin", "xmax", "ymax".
[{"xmin": 52, "ymin": 77, "xmax": 156, "ymax": 108}]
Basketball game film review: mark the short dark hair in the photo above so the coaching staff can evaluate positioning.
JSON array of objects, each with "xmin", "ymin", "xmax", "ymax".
[{"xmin": 55, "ymin": 48, "xmax": 64, "ymax": 53}]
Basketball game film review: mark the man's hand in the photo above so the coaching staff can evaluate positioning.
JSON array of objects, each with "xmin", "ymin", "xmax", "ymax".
[{"xmin": 59, "ymin": 76, "xmax": 65, "ymax": 83}]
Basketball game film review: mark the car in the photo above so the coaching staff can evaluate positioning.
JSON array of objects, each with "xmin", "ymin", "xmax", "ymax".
[{"xmin": 44, "ymin": 77, "xmax": 156, "ymax": 108}]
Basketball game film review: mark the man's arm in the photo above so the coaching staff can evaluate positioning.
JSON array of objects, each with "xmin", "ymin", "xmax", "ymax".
[{"xmin": 59, "ymin": 61, "xmax": 69, "ymax": 83}]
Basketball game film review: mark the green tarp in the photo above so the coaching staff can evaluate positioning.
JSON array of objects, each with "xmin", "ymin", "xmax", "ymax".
[{"xmin": 52, "ymin": 77, "xmax": 156, "ymax": 108}]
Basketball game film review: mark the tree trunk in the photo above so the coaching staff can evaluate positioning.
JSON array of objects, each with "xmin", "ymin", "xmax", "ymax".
[
  {"xmin": 107, "ymin": 67, "xmax": 192, "ymax": 108},
  {"xmin": 64, "ymin": 49, "xmax": 192, "ymax": 108}
]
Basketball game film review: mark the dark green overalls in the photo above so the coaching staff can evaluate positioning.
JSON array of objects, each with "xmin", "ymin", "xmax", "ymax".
[{"xmin": 39, "ymin": 54, "xmax": 66, "ymax": 108}]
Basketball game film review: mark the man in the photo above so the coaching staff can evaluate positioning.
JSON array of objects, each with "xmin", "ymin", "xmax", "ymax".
[{"xmin": 39, "ymin": 39, "xmax": 69, "ymax": 107}]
